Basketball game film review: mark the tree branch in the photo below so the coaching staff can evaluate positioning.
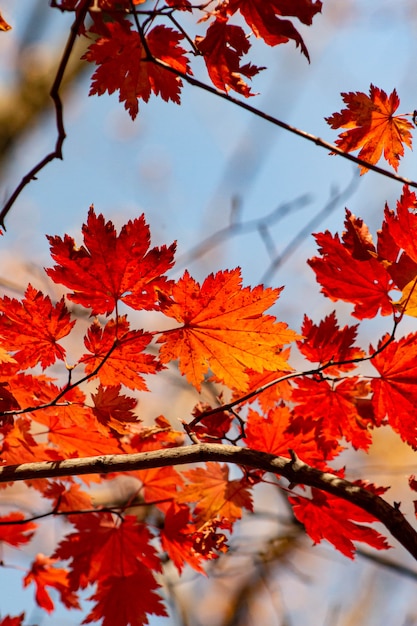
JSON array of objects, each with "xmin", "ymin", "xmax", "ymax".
[
  {"xmin": 0, "ymin": 0, "xmax": 91, "ymax": 230},
  {"xmin": 1, "ymin": 444, "xmax": 416, "ymax": 560}
]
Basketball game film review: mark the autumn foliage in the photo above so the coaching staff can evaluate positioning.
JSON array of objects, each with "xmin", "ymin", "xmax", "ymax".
[{"xmin": 1, "ymin": 1, "xmax": 417, "ymax": 626}]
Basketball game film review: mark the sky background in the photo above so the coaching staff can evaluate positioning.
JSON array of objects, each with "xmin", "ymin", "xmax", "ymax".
[{"xmin": 1, "ymin": 1, "xmax": 417, "ymax": 624}]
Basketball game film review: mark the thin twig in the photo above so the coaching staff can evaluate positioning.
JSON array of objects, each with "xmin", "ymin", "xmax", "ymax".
[{"xmin": 0, "ymin": 0, "xmax": 92, "ymax": 230}]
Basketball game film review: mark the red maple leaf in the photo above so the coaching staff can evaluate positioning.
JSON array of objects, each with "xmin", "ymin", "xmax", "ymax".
[
  {"xmin": 83, "ymin": 20, "xmax": 191, "ymax": 119},
  {"xmin": 308, "ymin": 210, "xmax": 395, "ymax": 319},
  {"xmin": 289, "ymin": 485, "xmax": 390, "ymax": 558},
  {"xmin": 244, "ymin": 404, "xmax": 334, "ymax": 466},
  {"xmin": 47, "ymin": 207, "xmax": 176, "ymax": 316},
  {"xmin": 54, "ymin": 514, "xmax": 162, "ymax": 590},
  {"xmin": 326, "ymin": 85, "xmax": 413, "ymax": 173},
  {"xmin": 92, "ymin": 384, "xmax": 138, "ymax": 435},
  {"xmin": 298, "ymin": 312, "xmax": 365, "ymax": 374},
  {"xmin": 292, "ymin": 377, "xmax": 374, "ymax": 451},
  {"xmin": 371, "ymin": 333, "xmax": 417, "ymax": 448},
  {"xmin": 0, "ymin": 285, "xmax": 75, "ymax": 369},
  {"xmin": 384, "ymin": 186, "xmax": 417, "ymax": 265},
  {"xmin": 83, "ymin": 570, "xmax": 168, "ymax": 626},
  {"xmin": 0, "ymin": 512, "xmax": 36, "ymax": 546},
  {"xmin": 23, "ymin": 553, "xmax": 80, "ymax": 613},
  {"xmin": 80, "ymin": 316, "xmax": 160, "ymax": 390},
  {"xmin": 159, "ymin": 503, "xmax": 204, "ymax": 573},
  {"xmin": 179, "ymin": 462, "xmax": 253, "ymax": 524},
  {"xmin": 0, "ymin": 616, "xmax": 25, "ymax": 626},
  {"xmin": 196, "ymin": 19, "xmax": 263, "ymax": 95},
  {"xmin": 157, "ymin": 269, "xmax": 298, "ymax": 391},
  {"xmin": 222, "ymin": 0, "xmax": 322, "ymax": 61}
]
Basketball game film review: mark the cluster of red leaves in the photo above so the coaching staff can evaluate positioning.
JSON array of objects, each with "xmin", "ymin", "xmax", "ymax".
[
  {"xmin": 57, "ymin": 0, "xmax": 323, "ymax": 118},
  {"xmin": 1, "ymin": 189, "xmax": 417, "ymax": 624}
]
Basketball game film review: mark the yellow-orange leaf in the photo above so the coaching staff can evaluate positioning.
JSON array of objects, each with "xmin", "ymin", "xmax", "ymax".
[
  {"xmin": 157, "ymin": 269, "xmax": 298, "ymax": 391},
  {"xmin": 326, "ymin": 84, "xmax": 413, "ymax": 173}
]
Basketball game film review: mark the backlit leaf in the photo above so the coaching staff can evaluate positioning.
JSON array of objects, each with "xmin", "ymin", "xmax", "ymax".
[
  {"xmin": 158, "ymin": 269, "xmax": 298, "ymax": 391},
  {"xmin": 326, "ymin": 85, "xmax": 413, "ymax": 173}
]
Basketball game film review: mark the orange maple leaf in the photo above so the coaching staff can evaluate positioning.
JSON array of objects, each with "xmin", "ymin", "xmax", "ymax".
[
  {"xmin": 289, "ymin": 484, "xmax": 390, "ymax": 558},
  {"xmin": 43, "ymin": 482, "xmax": 93, "ymax": 512},
  {"xmin": 83, "ymin": 20, "xmax": 191, "ymax": 119},
  {"xmin": 47, "ymin": 207, "xmax": 176, "ymax": 316},
  {"xmin": 157, "ymin": 268, "xmax": 298, "ymax": 391},
  {"xmin": 80, "ymin": 316, "xmax": 160, "ymax": 390},
  {"xmin": 196, "ymin": 19, "xmax": 263, "ymax": 96},
  {"xmin": 23, "ymin": 553, "xmax": 80, "ymax": 613},
  {"xmin": 0, "ymin": 285, "xmax": 75, "ymax": 369},
  {"xmin": 179, "ymin": 462, "xmax": 253, "ymax": 524},
  {"xmin": 326, "ymin": 85, "xmax": 413, "ymax": 173}
]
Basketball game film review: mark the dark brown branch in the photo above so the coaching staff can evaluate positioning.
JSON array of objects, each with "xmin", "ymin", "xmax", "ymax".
[
  {"xmin": 0, "ymin": 0, "xmax": 92, "ymax": 230},
  {"xmin": 0, "ymin": 444, "xmax": 416, "ymax": 560},
  {"xmin": 145, "ymin": 58, "xmax": 417, "ymax": 189}
]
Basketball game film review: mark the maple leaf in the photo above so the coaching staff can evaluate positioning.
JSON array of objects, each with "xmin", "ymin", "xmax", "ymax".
[
  {"xmin": 223, "ymin": 0, "xmax": 322, "ymax": 61},
  {"xmin": 0, "ymin": 12, "xmax": 12, "ymax": 32},
  {"xmin": 83, "ymin": 20, "xmax": 191, "ymax": 119},
  {"xmin": 23, "ymin": 553, "xmax": 80, "ymax": 613},
  {"xmin": 244, "ymin": 404, "xmax": 333, "ymax": 466},
  {"xmin": 298, "ymin": 312, "xmax": 365, "ymax": 374},
  {"xmin": 83, "ymin": 570, "xmax": 168, "ymax": 626},
  {"xmin": 0, "ymin": 513, "xmax": 36, "ymax": 546},
  {"xmin": 308, "ymin": 210, "xmax": 395, "ymax": 319},
  {"xmin": 230, "ymin": 364, "xmax": 293, "ymax": 413},
  {"xmin": 384, "ymin": 186, "xmax": 417, "ymax": 265},
  {"xmin": 192, "ymin": 518, "xmax": 231, "ymax": 559},
  {"xmin": 46, "ymin": 414, "xmax": 122, "ymax": 457},
  {"xmin": 43, "ymin": 482, "xmax": 93, "ymax": 512},
  {"xmin": 157, "ymin": 269, "xmax": 298, "ymax": 391},
  {"xmin": 371, "ymin": 333, "xmax": 417, "ymax": 448},
  {"xmin": 289, "ymin": 485, "xmax": 390, "ymax": 558},
  {"xmin": 325, "ymin": 85, "xmax": 413, "ymax": 173},
  {"xmin": 159, "ymin": 503, "xmax": 204, "ymax": 573},
  {"xmin": 80, "ymin": 316, "xmax": 160, "ymax": 391},
  {"xmin": 196, "ymin": 19, "xmax": 263, "ymax": 96},
  {"xmin": 190, "ymin": 403, "xmax": 234, "ymax": 442},
  {"xmin": 179, "ymin": 462, "xmax": 253, "ymax": 524},
  {"xmin": 292, "ymin": 377, "xmax": 374, "ymax": 451},
  {"xmin": 47, "ymin": 207, "xmax": 176, "ymax": 316},
  {"xmin": 54, "ymin": 514, "xmax": 162, "ymax": 591},
  {"xmin": 0, "ymin": 285, "xmax": 75, "ymax": 369},
  {"xmin": 92, "ymin": 384, "xmax": 138, "ymax": 435},
  {"xmin": 0, "ymin": 616, "xmax": 25, "ymax": 626}
]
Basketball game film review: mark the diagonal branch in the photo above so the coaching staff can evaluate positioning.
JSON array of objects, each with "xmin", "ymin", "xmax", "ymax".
[{"xmin": 0, "ymin": 444, "xmax": 416, "ymax": 559}]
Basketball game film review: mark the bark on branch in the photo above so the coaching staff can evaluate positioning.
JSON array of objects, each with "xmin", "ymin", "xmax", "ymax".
[{"xmin": 1, "ymin": 444, "xmax": 417, "ymax": 560}]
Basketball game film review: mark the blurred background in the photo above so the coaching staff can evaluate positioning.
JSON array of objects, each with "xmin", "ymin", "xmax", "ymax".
[{"xmin": 1, "ymin": 1, "xmax": 417, "ymax": 625}]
